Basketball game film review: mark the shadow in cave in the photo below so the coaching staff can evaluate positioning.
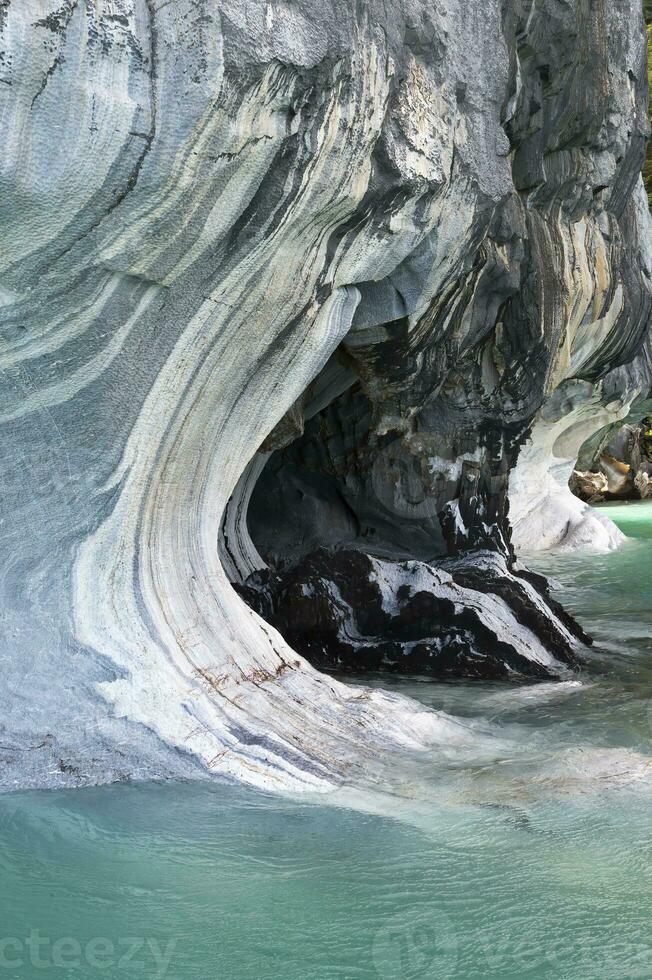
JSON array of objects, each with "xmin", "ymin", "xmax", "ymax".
[{"xmin": 221, "ymin": 349, "xmax": 590, "ymax": 685}]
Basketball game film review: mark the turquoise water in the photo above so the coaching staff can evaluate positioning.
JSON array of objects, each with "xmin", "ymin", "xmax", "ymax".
[{"xmin": 1, "ymin": 503, "xmax": 651, "ymax": 979}]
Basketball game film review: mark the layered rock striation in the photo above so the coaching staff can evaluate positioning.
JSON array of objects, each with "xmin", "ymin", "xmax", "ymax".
[{"xmin": 0, "ymin": 0, "xmax": 650, "ymax": 791}]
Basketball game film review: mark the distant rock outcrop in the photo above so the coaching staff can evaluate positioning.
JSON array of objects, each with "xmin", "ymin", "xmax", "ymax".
[{"xmin": 571, "ymin": 415, "xmax": 652, "ymax": 502}]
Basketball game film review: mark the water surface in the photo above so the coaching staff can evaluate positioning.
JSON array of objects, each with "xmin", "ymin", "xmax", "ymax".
[{"xmin": 1, "ymin": 502, "xmax": 651, "ymax": 979}]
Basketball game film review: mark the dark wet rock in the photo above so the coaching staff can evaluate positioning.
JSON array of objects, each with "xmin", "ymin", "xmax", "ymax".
[{"xmin": 238, "ymin": 547, "xmax": 586, "ymax": 682}]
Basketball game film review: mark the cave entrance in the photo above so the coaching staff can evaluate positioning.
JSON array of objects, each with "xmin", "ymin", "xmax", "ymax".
[
  {"xmin": 246, "ymin": 356, "xmax": 448, "ymax": 572},
  {"xmin": 220, "ymin": 348, "xmax": 587, "ymax": 683}
]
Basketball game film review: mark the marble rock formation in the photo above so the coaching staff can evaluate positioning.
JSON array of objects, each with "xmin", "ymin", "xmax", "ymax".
[
  {"xmin": 569, "ymin": 469, "xmax": 609, "ymax": 504},
  {"xmin": 0, "ymin": 0, "xmax": 651, "ymax": 792},
  {"xmin": 571, "ymin": 410, "xmax": 652, "ymax": 500},
  {"xmin": 600, "ymin": 452, "xmax": 635, "ymax": 495},
  {"xmin": 636, "ymin": 469, "xmax": 652, "ymax": 497},
  {"xmin": 238, "ymin": 547, "xmax": 587, "ymax": 681}
]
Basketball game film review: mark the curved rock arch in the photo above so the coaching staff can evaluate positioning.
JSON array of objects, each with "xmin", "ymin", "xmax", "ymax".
[{"xmin": 0, "ymin": 0, "xmax": 650, "ymax": 791}]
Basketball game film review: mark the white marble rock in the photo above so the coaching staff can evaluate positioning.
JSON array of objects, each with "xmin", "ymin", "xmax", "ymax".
[{"xmin": 0, "ymin": 0, "xmax": 650, "ymax": 792}]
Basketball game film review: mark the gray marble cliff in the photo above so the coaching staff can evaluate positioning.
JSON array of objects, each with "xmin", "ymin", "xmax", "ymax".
[{"xmin": 0, "ymin": 0, "xmax": 650, "ymax": 792}]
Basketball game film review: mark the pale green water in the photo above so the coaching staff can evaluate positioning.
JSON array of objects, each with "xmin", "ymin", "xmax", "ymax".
[{"xmin": 1, "ymin": 503, "xmax": 651, "ymax": 979}]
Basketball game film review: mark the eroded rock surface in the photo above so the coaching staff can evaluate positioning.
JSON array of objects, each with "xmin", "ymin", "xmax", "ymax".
[
  {"xmin": 571, "ymin": 411, "xmax": 652, "ymax": 500},
  {"xmin": 569, "ymin": 469, "xmax": 609, "ymax": 504},
  {"xmin": 238, "ymin": 547, "xmax": 587, "ymax": 681},
  {"xmin": 0, "ymin": 0, "xmax": 650, "ymax": 792}
]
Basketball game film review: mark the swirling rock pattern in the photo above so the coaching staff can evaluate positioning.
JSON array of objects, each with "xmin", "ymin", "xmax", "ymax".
[
  {"xmin": 0, "ymin": 0, "xmax": 650, "ymax": 791},
  {"xmin": 238, "ymin": 547, "xmax": 587, "ymax": 681}
]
